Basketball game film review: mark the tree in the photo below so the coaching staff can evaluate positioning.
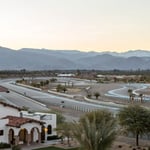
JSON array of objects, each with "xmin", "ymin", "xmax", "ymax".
[
  {"xmin": 72, "ymin": 110, "xmax": 116, "ymax": 150},
  {"xmin": 131, "ymin": 93, "xmax": 135, "ymax": 103},
  {"xmin": 56, "ymin": 112, "xmax": 66, "ymax": 125},
  {"xmin": 87, "ymin": 93, "xmax": 92, "ymax": 98},
  {"xmin": 128, "ymin": 89, "xmax": 133, "ymax": 102},
  {"xmin": 50, "ymin": 78, "xmax": 57, "ymax": 82},
  {"xmin": 45, "ymin": 80, "xmax": 49, "ymax": 85},
  {"xmin": 56, "ymin": 84, "xmax": 62, "ymax": 92},
  {"xmin": 47, "ymin": 110, "xmax": 65, "ymax": 125},
  {"xmin": 56, "ymin": 84, "xmax": 67, "ymax": 93},
  {"xmin": 56, "ymin": 122, "xmax": 73, "ymax": 146},
  {"xmin": 40, "ymin": 81, "xmax": 44, "ymax": 86},
  {"xmin": 118, "ymin": 105, "xmax": 150, "ymax": 146},
  {"xmin": 139, "ymin": 93, "xmax": 143, "ymax": 103},
  {"xmin": 62, "ymin": 86, "xmax": 67, "ymax": 93},
  {"xmin": 94, "ymin": 92, "xmax": 100, "ymax": 99}
]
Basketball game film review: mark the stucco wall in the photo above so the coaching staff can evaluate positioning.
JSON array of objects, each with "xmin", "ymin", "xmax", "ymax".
[
  {"xmin": 42, "ymin": 114, "xmax": 57, "ymax": 139},
  {"xmin": 0, "ymin": 119, "xmax": 9, "ymax": 143},
  {"xmin": 17, "ymin": 122, "xmax": 42, "ymax": 135}
]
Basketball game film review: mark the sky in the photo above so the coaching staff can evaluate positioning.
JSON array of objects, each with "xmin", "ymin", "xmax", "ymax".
[{"xmin": 0, "ymin": 0, "xmax": 150, "ymax": 52}]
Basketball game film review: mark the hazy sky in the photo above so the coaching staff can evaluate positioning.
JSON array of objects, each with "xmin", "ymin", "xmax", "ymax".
[{"xmin": 0, "ymin": 0, "xmax": 150, "ymax": 52}]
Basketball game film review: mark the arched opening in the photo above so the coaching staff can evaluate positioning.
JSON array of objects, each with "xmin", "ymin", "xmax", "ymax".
[
  {"xmin": 41, "ymin": 125, "xmax": 45, "ymax": 142},
  {"xmin": 47, "ymin": 125, "xmax": 52, "ymax": 134},
  {"xmin": 30, "ymin": 127, "xmax": 40, "ymax": 143},
  {"xmin": 18, "ymin": 128, "xmax": 28, "ymax": 144},
  {"xmin": 8, "ymin": 129, "xmax": 15, "ymax": 145}
]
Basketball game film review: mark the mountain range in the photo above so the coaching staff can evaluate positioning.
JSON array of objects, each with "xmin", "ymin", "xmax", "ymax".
[{"xmin": 0, "ymin": 46, "xmax": 150, "ymax": 70}]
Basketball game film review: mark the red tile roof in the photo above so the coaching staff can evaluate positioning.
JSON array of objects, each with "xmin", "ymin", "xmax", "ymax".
[
  {"xmin": 3, "ymin": 116, "xmax": 44, "ymax": 128},
  {"xmin": 0, "ymin": 101, "xmax": 21, "ymax": 111},
  {"xmin": 0, "ymin": 86, "xmax": 8, "ymax": 92}
]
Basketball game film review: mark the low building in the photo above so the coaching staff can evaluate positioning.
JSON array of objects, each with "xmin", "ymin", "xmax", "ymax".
[
  {"xmin": 57, "ymin": 73, "xmax": 75, "ymax": 77},
  {"xmin": 0, "ymin": 101, "xmax": 56, "ymax": 145}
]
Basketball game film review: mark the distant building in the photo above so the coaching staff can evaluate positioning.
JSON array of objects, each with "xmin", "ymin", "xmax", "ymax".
[
  {"xmin": 0, "ymin": 101, "xmax": 56, "ymax": 145},
  {"xmin": 96, "ymin": 74, "xmax": 105, "ymax": 78},
  {"xmin": 57, "ymin": 73, "xmax": 75, "ymax": 77}
]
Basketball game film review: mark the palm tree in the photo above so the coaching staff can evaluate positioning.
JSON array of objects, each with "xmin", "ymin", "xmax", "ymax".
[
  {"xmin": 128, "ymin": 89, "xmax": 133, "ymax": 102},
  {"xmin": 94, "ymin": 92, "xmax": 100, "ymax": 99},
  {"xmin": 72, "ymin": 110, "xmax": 116, "ymax": 150},
  {"xmin": 131, "ymin": 93, "xmax": 135, "ymax": 103},
  {"xmin": 139, "ymin": 93, "xmax": 143, "ymax": 103},
  {"xmin": 118, "ymin": 105, "xmax": 150, "ymax": 146}
]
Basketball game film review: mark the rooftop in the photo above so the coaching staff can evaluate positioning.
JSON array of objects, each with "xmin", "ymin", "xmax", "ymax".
[{"xmin": 3, "ymin": 116, "xmax": 44, "ymax": 128}]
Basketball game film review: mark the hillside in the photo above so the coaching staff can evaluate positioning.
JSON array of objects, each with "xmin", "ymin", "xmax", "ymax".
[{"xmin": 0, "ymin": 46, "xmax": 150, "ymax": 70}]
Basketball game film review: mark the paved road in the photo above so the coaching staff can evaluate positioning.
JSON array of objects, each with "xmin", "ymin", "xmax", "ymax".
[
  {"xmin": 0, "ymin": 81, "xmax": 120, "ymax": 114},
  {"xmin": 0, "ymin": 90, "xmax": 49, "ymax": 112},
  {"xmin": 106, "ymin": 83, "xmax": 150, "ymax": 101}
]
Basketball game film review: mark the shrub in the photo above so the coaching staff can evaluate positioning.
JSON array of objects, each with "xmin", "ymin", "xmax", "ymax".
[
  {"xmin": 0, "ymin": 142, "xmax": 11, "ymax": 149},
  {"xmin": 118, "ymin": 145, "xmax": 122, "ymax": 148},
  {"xmin": 12, "ymin": 145, "xmax": 21, "ymax": 150},
  {"xmin": 47, "ymin": 135, "xmax": 60, "ymax": 141},
  {"xmin": 87, "ymin": 94, "xmax": 92, "ymax": 98}
]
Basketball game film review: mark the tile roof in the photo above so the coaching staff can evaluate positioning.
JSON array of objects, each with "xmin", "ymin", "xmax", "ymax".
[
  {"xmin": 3, "ymin": 116, "xmax": 44, "ymax": 128},
  {"xmin": 0, "ymin": 101, "xmax": 21, "ymax": 111},
  {"xmin": 0, "ymin": 86, "xmax": 8, "ymax": 92}
]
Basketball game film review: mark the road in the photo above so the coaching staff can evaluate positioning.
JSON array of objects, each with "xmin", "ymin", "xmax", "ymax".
[
  {"xmin": 0, "ymin": 90, "xmax": 49, "ymax": 112},
  {"xmin": 106, "ymin": 83, "xmax": 150, "ymax": 101},
  {"xmin": 0, "ymin": 81, "xmax": 120, "ymax": 114}
]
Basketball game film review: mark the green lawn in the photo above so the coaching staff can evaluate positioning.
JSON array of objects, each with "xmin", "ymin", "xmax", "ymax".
[{"xmin": 33, "ymin": 146, "xmax": 79, "ymax": 150}]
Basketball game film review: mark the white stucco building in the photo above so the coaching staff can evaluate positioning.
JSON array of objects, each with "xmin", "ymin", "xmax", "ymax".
[{"xmin": 0, "ymin": 101, "xmax": 56, "ymax": 145}]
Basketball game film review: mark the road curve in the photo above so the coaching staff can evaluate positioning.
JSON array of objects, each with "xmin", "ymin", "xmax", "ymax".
[{"xmin": 105, "ymin": 83, "xmax": 150, "ymax": 101}]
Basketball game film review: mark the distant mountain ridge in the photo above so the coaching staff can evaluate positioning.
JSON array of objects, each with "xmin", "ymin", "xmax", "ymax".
[{"xmin": 0, "ymin": 46, "xmax": 150, "ymax": 70}]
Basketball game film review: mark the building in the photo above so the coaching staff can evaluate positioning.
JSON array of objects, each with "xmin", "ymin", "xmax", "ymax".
[
  {"xmin": 0, "ymin": 101, "xmax": 56, "ymax": 145},
  {"xmin": 57, "ymin": 73, "xmax": 75, "ymax": 77}
]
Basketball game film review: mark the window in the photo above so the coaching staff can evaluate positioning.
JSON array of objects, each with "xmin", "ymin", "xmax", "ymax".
[
  {"xmin": 47, "ymin": 125, "xmax": 52, "ymax": 134},
  {"xmin": 0, "ymin": 130, "xmax": 4, "ymax": 136}
]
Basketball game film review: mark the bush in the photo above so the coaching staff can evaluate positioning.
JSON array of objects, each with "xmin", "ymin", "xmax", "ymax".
[
  {"xmin": 118, "ymin": 145, "xmax": 122, "ymax": 148},
  {"xmin": 12, "ymin": 145, "xmax": 21, "ymax": 150},
  {"xmin": 47, "ymin": 135, "xmax": 60, "ymax": 141},
  {"xmin": 0, "ymin": 142, "xmax": 11, "ymax": 149},
  {"xmin": 87, "ymin": 94, "xmax": 92, "ymax": 98}
]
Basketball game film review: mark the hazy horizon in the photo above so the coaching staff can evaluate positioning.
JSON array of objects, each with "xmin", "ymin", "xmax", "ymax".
[
  {"xmin": 0, "ymin": 0, "xmax": 150, "ymax": 52},
  {"xmin": 1, "ymin": 45, "xmax": 150, "ymax": 53}
]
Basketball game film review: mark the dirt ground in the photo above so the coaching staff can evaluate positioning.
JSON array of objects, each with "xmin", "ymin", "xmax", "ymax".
[
  {"xmin": 49, "ymin": 82, "xmax": 150, "ymax": 107},
  {"xmin": 53, "ymin": 136, "xmax": 150, "ymax": 150},
  {"xmin": 48, "ymin": 82, "xmax": 150, "ymax": 150},
  {"xmin": 48, "ymin": 105, "xmax": 150, "ymax": 149}
]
